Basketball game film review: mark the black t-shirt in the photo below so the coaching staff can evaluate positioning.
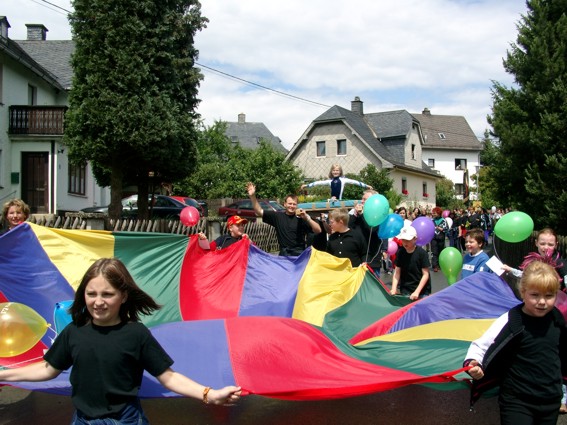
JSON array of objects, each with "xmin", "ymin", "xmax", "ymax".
[
  {"xmin": 44, "ymin": 321, "xmax": 173, "ymax": 419},
  {"xmin": 263, "ymin": 210, "xmax": 311, "ymax": 254},
  {"xmin": 326, "ymin": 229, "xmax": 367, "ymax": 267},
  {"xmin": 501, "ymin": 310, "xmax": 562, "ymax": 402},
  {"xmin": 348, "ymin": 214, "xmax": 385, "ymax": 270},
  {"xmin": 395, "ymin": 246, "xmax": 432, "ymax": 295}
]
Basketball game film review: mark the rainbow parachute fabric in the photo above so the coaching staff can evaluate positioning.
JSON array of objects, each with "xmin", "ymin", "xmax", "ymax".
[{"xmin": 0, "ymin": 223, "xmax": 531, "ymax": 399}]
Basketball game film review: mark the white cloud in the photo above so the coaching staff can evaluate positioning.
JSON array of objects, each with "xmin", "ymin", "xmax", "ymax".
[
  {"xmin": 5, "ymin": 0, "xmax": 527, "ymax": 147},
  {"xmin": 195, "ymin": 0, "xmax": 525, "ymax": 147}
]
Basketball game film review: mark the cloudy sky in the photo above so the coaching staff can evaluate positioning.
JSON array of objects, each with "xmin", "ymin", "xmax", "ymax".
[{"xmin": 5, "ymin": 0, "xmax": 527, "ymax": 149}]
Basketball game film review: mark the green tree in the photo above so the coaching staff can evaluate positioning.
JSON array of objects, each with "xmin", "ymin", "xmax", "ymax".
[
  {"xmin": 65, "ymin": 0, "xmax": 207, "ymax": 218},
  {"xmin": 435, "ymin": 178, "xmax": 457, "ymax": 209},
  {"xmin": 477, "ymin": 130, "xmax": 501, "ymax": 207},
  {"xmin": 342, "ymin": 164, "xmax": 394, "ymax": 200},
  {"xmin": 488, "ymin": 0, "xmax": 567, "ymax": 232},
  {"xmin": 174, "ymin": 121, "xmax": 304, "ymax": 202}
]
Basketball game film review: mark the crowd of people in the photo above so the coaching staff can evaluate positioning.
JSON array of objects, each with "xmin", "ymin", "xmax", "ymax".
[{"xmin": 4, "ymin": 185, "xmax": 567, "ymax": 423}]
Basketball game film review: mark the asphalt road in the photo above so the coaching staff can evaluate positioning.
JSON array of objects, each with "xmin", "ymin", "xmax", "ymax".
[{"xmin": 2, "ymin": 266, "xmax": 567, "ymax": 424}]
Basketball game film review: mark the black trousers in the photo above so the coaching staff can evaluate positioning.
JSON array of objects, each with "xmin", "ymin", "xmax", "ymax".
[
  {"xmin": 430, "ymin": 236, "xmax": 445, "ymax": 267},
  {"xmin": 499, "ymin": 391, "xmax": 560, "ymax": 425}
]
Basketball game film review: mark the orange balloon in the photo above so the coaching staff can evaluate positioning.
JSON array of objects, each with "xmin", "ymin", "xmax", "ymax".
[{"xmin": 0, "ymin": 302, "xmax": 48, "ymax": 357}]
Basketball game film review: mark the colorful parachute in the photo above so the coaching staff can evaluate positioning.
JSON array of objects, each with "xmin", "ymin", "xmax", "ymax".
[{"xmin": 0, "ymin": 223, "xmax": 533, "ymax": 399}]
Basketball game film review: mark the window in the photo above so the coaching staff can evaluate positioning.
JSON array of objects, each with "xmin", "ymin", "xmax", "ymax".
[
  {"xmin": 0, "ymin": 64, "xmax": 3, "ymax": 104},
  {"xmin": 422, "ymin": 183, "xmax": 428, "ymax": 198},
  {"xmin": 316, "ymin": 141, "xmax": 326, "ymax": 157},
  {"xmin": 455, "ymin": 183, "xmax": 464, "ymax": 195},
  {"xmin": 230, "ymin": 136, "xmax": 238, "ymax": 144},
  {"xmin": 68, "ymin": 163, "xmax": 86, "ymax": 195},
  {"xmin": 337, "ymin": 140, "xmax": 346, "ymax": 156},
  {"xmin": 428, "ymin": 158, "xmax": 435, "ymax": 168},
  {"xmin": 455, "ymin": 158, "xmax": 467, "ymax": 170},
  {"xmin": 438, "ymin": 132, "xmax": 446, "ymax": 140},
  {"xmin": 411, "ymin": 144, "xmax": 416, "ymax": 160},
  {"xmin": 28, "ymin": 84, "xmax": 37, "ymax": 105},
  {"xmin": 401, "ymin": 177, "xmax": 407, "ymax": 195}
]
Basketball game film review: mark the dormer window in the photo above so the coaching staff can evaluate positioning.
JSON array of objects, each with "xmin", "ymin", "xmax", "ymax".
[
  {"xmin": 411, "ymin": 144, "xmax": 416, "ymax": 160},
  {"xmin": 438, "ymin": 132, "xmax": 446, "ymax": 140}
]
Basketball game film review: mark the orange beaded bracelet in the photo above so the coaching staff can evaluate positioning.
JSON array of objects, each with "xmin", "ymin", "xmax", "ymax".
[{"xmin": 203, "ymin": 386, "xmax": 211, "ymax": 404}]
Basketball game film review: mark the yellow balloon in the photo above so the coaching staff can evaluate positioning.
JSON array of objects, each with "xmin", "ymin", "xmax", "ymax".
[{"xmin": 0, "ymin": 302, "xmax": 48, "ymax": 357}]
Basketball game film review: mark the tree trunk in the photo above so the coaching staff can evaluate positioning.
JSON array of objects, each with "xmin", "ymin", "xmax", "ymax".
[
  {"xmin": 137, "ymin": 172, "xmax": 150, "ymax": 220},
  {"xmin": 108, "ymin": 164, "xmax": 124, "ymax": 220}
]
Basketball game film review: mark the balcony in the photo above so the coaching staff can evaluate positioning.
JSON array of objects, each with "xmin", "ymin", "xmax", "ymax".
[{"xmin": 9, "ymin": 106, "xmax": 67, "ymax": 135}]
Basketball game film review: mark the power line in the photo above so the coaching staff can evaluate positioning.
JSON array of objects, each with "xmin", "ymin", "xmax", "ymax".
[
  {"xmin": 39, "ymin": 0, "xmax": 71, "ymax": 14},
  {"xmin": 196, "ymin": 62, "xmax": 331, "ymax": 109},
  {"xmin": 26, "ymin": 0, "xmax": 71, "ymax": 15}
]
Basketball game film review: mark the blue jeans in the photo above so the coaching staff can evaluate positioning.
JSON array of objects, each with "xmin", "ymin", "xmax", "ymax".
[{"xmin": 71, "ymin": 400, "xmax": 149, "ymax": 425}]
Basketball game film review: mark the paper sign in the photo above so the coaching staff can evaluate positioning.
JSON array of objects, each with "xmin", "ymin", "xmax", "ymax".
[{"xmin": 486, "ymin": 255, "xmax": 505, "ymax": 276}]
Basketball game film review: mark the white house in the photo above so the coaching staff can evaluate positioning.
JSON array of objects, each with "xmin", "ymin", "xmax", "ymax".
[
  {"xmin": 0, "ymin": 17, "xmax": 109, "ymax": 215},
  {"xmin": 412, "ymin": 108, "xmax": 482, "ymax": 202},
  {"xmin": 286, "ymin": 97, "xmax": 441, "ymax": 207}
]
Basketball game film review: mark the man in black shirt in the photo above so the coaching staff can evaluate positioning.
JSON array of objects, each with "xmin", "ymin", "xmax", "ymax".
[{"xmin": 247, "ymin": 182, "xmax": 321, "ymax": 256}]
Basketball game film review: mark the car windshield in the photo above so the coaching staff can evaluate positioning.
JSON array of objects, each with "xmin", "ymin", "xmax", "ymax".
[
  {"xmin": 269, "ymin": 201, "xmax": 284, "ymax": 210},
  {"xmin": 183, "ymin": 198, "xmax": 200, "ymax": 208}
]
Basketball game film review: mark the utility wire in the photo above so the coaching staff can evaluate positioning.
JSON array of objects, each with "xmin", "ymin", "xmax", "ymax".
[
  {"xmin": 38, "ymin": 0, "xmax": 71, "ymax": 14},
  {"xmin": 25, "ymin": 0, "xmax": 330, "ymax": 110},
  {"xmin": 196, "ymin": 62, "xmax": 331, "ymax": 108}
]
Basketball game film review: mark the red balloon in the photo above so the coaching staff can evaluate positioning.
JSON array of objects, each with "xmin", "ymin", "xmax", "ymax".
[{"xmin": 180, "ymin": 206, "xmax": 200, "ymax": 227}]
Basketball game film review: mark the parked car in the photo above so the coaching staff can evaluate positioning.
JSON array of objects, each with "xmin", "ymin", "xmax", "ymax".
[
  {"xmin": 168, "ymin": 196, "xmax": 207, "ymax": 216},
  {"xmin": 81, "ymin": 195, "xmax": 187, "ymax": 219},
  {"xmin": 196, "ymin": 200, "xmax": 209, "ymax": 217},
  {"xmin": 218, "ymin": 199, "xmax": 284, "ymax": 220}
]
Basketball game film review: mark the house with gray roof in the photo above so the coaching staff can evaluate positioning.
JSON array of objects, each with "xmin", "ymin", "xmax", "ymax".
[
  {"xmin": 0, "ymin": 17, "xmax": 109, "ymax": 216},
  {"xmin": 412, "ymin": 108, "xmax": 482, "ymax": 202},
  {"xmin": 286, "ymin": 97, "xmax": 441, "ymax": 207},
  {"xmin": 225, "ymin": 113, "xmax": 287, "ymax": 154}
]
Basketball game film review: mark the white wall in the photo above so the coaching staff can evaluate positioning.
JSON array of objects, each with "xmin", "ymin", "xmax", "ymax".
[
  {"xmin": 423, "ymin": 148, "xmax": 480, "ymax": 198},
  {"xmin": 0, "ymin": 51, "xmax": 110, "ymax": 212}
]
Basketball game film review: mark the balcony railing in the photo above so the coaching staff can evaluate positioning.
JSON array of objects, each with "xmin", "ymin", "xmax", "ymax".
[{"xmin": 9, "ymin": 106, "xmax": 67, "ymax": 135}]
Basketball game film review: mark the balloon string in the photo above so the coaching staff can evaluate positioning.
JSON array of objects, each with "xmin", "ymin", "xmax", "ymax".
[
  {"xmin": 0, "ymin": 356, "xmax": 45, "ymax": 369},
  {"xmin": 366, "ymin": 229, "xmax": 372, "ymax": 263},
  {"xmin": 46, "ymin": 325, "xmax": 59, "ymax": 344},
  {"xmin": 492, "ymin": 235, "xmax": 501, "ymax": 262},
  {"xmin": 365, "ymin": 230, "xmax": 384, "ymax": 266}
]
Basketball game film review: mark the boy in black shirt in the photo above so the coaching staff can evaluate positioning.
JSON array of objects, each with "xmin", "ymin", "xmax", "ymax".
[{"xmin": 326, "ymin": 208, "xmax": 367, "ymax": 267}]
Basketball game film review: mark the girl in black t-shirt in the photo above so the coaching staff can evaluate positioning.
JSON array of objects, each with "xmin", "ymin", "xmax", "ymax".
[{"xmin": 0, "ymin": 258, "xmax": 241, "ymax": 423}]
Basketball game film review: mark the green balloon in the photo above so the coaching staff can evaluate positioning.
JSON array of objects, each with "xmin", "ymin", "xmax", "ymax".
[
  {"xmin": 494, "ymin": 211, "xmax": 534, "ymax": 243},
  {"xmin": 439, "ymin": 247, "xmax": 463, "ymax": 285}
]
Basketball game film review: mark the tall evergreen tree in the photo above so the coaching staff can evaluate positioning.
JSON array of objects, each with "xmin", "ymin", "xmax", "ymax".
[
  {"xmin": 488, "ymin": 0, "xmax": 567, "ymax": 232},
  {"xmin": 64, "ymin": 0, "xmax": 207, "ymax": 218}
]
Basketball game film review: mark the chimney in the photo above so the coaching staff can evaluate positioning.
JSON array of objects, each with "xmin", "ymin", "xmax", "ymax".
[
  {"xmin": 238, "ymin": 113, "xmax": 246, "ymax": 124},
  {"xmin": 351, "ymin": 96, "xmax": 364, "ymax": 116},
  {"xmin": 26, "ymin": 23, "xmax": 48, "ymax": 41},
  {"xmin": 0, "ymin": 16, "xmax": 10, "ymax": 39},
  {"xmin": 422, "ymin": 107, "xmax": 431, "ymax": 116}
]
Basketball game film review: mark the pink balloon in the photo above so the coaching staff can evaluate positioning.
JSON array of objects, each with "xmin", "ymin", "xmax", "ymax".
[
  {"xmin": 180, "ymin": 206, "xmax": 200, "ymax": 227},
  {"xmin": 411, "ymin": 217, "xmax": 435, "ymax": 246},
  {"xmin": 442, "ymin": 210, "xmax": 450, "ymax": 218},
  {"xmin": 387, "ymin": 240, "xmax": 398, "ymax": 256}
]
